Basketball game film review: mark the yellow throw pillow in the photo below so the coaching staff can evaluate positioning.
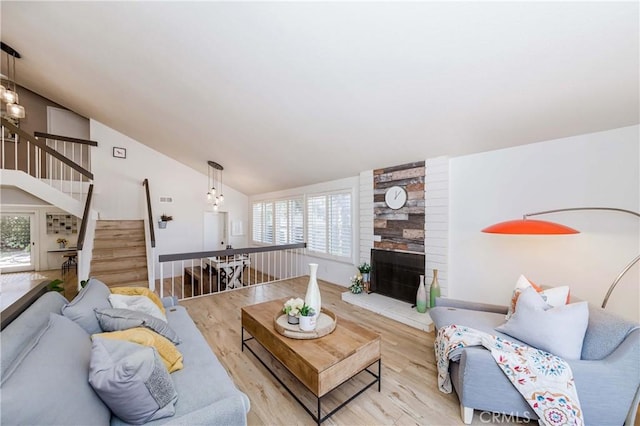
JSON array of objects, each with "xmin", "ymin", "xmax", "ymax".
[
  {"xmin": 93, "ymin": 328, "xmax": 183, "ymax": 373},
  {"xmin": 110, "ymin": 287, "xmax": 165, "ymax": 315}
]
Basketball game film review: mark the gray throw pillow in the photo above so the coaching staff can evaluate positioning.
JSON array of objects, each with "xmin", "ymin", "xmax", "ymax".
[
  {"xmin": 1, "ymin": 314, "xmax": 111, "ymax": 425},
  {"xmin": 62, "ymin": 278, "xmax": 111, "ymax": 334},
  {"xmin": 95, "ymin": 308, "xmax": 181, "ymax": 344},
  {"xmin": 495, "ymin": 287, "xmax": 589, "ymax": 360},
  {"xmin": 89, "ymin": 337, "xmax": 178, "ymax": 425}
]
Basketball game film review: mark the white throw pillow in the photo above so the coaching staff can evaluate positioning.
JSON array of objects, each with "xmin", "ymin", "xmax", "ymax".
[
  {"xmin": 506, "ymin": 274, "xmax": 570, "ymax": 319},
  {"xmin": 108, "ymin": 294, "xmax": 167, "ymax": 322},
  {"xmin": 496, "ymin": 287, "xmax": 589, "ymax": 360}
]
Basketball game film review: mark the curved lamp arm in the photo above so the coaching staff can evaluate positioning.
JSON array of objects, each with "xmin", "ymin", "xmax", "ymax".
[{"xmin": 525, "ymin": 207, "xmax": 640, "ymax": 309}]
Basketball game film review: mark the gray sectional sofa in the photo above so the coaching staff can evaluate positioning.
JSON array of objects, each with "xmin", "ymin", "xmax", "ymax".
[
  {"xmin": 430, "ymin": 298, "xmax": 640, "ymax": 425},
  {"xmin": 1, "ymin": 279, "xmax": 250, "ymax": 425}
]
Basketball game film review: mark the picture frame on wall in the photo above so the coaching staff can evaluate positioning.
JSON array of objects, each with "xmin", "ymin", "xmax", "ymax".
[{"xmin": 113, "ymin": 146, "xmax": 126, "ymax": 159}]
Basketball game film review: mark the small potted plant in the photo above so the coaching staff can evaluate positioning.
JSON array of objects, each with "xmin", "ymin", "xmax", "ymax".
[
  {"xmin": 158, "ymin": 214, "xmax": 173, "ymax": 229},
  {"xmin": 283, "ymin": 297, "xmax": 304, "ymax": 324},
  {"xmin": 56, "ymin": 238, "xmax": 68, "ymax": 249},
  {"xmin": 358, "ymin": 262, "xmax": 371, "ymax": 283},
  {"xmin": 349, "ymin": 275, "xmax": 364, "ymax": 294},
  {"xmin": 298, "ymin": 303, "xmax": 316, "ymax": 331}
]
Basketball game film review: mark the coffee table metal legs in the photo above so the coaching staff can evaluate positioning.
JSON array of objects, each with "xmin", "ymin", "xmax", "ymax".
[{"xmin": 241, "ymin": 327, "xmax": 381, "ymax": 425}]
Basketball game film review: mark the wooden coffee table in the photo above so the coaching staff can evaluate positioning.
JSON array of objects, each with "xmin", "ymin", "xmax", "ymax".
[{"xmin": 241, "ymin": 298, "xmax": 381, "ymax": 425}]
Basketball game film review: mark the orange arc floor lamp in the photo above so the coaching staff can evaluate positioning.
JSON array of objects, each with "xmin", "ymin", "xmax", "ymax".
[{"xmin": 482, "ymin": 207, "xmax": 640, "ymax": 308}]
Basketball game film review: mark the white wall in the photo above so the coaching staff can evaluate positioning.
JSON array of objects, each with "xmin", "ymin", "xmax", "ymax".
[
  {"xmin": 449, "ymin": 125, "xmax": 639, "ymax": 321},
  {"xmin": 249, "ymin": 176, "xmax": 360, "ymax": 287},
  {"xmin": 90, "ymin": 120, "xmax": 249, "ymax": 277}
]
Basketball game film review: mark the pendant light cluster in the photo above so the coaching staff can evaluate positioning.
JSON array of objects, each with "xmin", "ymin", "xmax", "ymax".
[
  {"xmin": 0, "ymin": 42, "xmax": 25, "ymax": 120},
  {"xmin": 206, "ymin": 161, "xmax": 225, "ymax": 211}
]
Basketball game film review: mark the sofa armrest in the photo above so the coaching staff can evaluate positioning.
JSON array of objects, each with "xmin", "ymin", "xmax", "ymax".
[
  {"xmin": 162, "ymin": 296, "xmax": 179, "ymax": 308},
  {"xmin": 567, "ymin": 328, "xmax": 640, "ymax": 425},
  {"xmin": 434, "ymin": 297, "xmax": 508, "ymax": 315}
]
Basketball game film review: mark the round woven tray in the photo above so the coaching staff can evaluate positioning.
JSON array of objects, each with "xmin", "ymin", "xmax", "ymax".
[{"xmin": 274, "ymin": 307, "xmax": 337, "ymax": 340}]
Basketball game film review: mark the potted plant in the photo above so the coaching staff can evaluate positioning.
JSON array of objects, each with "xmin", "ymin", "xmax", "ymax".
[
  {"xmin": 358, "ymin": 262, "xmax": 371, "ymax": 293},
  {"xmin": 158, "ymin": 214, "xmax": 173, "ymax": 229},
  {"xmin": 349, "ymin": 275, "xmax": 364, "ymax": 294},
  {"xmin": 283, "ymin": 297, "xmax": 304, "ymax": 325},
  {"xmin": 56, "ymin": 238, "xmax": 68, "ymax": 249},
  {"xmin": 298, "ymin": 303, "xmax": 316, "ymax": 331}
]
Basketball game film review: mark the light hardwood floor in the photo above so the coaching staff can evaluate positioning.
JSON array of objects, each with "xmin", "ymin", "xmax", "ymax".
[{"xmin": 181, "ymin": 277, "xmax": 519, "ymax": 425}]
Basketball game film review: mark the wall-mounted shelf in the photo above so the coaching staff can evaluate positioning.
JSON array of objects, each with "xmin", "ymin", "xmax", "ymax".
[{"xmin": 46, "ymin": 213, "xmax": 78, "ymax": 234}]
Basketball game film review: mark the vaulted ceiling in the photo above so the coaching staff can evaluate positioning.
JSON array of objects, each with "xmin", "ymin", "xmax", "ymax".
[{"xmin": 2, "ymin": 2, "xmax": 638, "ymax": 195}]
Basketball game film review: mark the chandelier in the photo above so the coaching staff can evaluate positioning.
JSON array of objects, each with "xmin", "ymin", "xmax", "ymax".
[
  {"xmin": 0, "ymin": 42, "xmax": 25, "ymax": 119},
  {"xmin": 207, "ymin": 161, "xmax": 225, "ymax": 211}
]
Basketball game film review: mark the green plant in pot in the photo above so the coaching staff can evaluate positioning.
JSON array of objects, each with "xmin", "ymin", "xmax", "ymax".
[
  {"xmin": 357, "ymin": 262, "xmax": 371, "ymax": 292},
  {"xmin": 298, "ymin": 303, "xmax": 316, "ymax": 331},
  {"xmin": 159, "ymin": 214, "xmax": 173, "ymax": 229},
  {"xmin": 349, "ymin": 275, "xmax": 364, "ymax": 294}
]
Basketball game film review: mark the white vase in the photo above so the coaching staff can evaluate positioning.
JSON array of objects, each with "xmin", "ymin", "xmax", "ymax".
[
  {"xmin": 299, "ymin": 315, "xmax": 316, "ymax": 331},
  {"xmin": 304, "ymin": 263, "xmax": 321, "ymax": 319}
]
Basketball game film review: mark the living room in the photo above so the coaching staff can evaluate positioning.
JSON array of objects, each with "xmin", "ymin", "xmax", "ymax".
[{"xmin": 1, "ymin": 2, "xmax": 638, "ymax": 425}]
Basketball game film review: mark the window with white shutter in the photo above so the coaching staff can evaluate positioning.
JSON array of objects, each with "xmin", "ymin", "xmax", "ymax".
[
  {"xmin": 306, "ymin": 191, "xmax": 352, "ymax": 259},
  {"xmin": 252, "ymin": 198, "xmax": 304, "ymax": 245}
]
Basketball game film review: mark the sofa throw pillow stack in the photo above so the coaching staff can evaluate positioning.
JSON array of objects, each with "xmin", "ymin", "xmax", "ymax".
[
  {"xmin": 506, "ymin": 274, "xmax": 570, "ymax": 320},
  {"xmin": 496, "ymin": 286, "xmax": 589, "ymax": 359},
  {"xmin": 60, "ymin": 278, "xmax": 183, "ymax": 423}
]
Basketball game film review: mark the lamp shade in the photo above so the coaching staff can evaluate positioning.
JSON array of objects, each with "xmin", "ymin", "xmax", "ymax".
[{"xmin": 482, "ymin": 219, "xmax": 579, "ymax": 235}]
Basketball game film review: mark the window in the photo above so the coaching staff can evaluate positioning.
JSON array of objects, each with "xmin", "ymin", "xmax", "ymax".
[
  {"xmin": 307, "ymin": 192, "xmax": 351, "ymax": 258},
  {"xmin": 252, "ymin": 198, "xmax": 303, "ymax": 245}
]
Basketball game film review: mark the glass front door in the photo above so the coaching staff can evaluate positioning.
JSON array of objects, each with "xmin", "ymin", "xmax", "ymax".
[{"xmin": 0, "ymin": 213, "xmax": 35, "ymax": 272}]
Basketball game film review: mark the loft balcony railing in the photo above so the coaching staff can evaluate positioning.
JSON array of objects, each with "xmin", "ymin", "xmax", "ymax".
[
  {"xmin": 158, "ymin": 243, "xmax": 307, "ymax": 300},
  {"xmin": 1, "ymin": 118, "xmax": 97, "ymax": 201}
]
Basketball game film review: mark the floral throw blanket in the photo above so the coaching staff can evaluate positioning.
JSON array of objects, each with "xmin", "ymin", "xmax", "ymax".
[{"xmin": 435, "ymin": 324, "xmax": 583, "ymax": 426}]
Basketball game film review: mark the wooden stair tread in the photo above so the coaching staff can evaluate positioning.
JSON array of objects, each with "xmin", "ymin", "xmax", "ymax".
[
  {"xmin": 96, "ymin": 220, "xmax": 144, "ymax": 230},
  {"xmin": 93, "ymin": 239, "xmax": 145, "ymax": 249},
  {"xmin": 92, "ymin": 246, "xmax": 146, "ymax": 259}
]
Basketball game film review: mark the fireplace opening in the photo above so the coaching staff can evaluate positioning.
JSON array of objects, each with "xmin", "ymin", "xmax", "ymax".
[{"xmin": 370, "ymin": 249, "xmax": 425, "ymax": 304}]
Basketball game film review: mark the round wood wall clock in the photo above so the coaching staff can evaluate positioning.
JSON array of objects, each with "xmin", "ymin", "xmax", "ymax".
[{"xmin": 384, "ymin": 185, "xmax": 407, "ymax": 210}]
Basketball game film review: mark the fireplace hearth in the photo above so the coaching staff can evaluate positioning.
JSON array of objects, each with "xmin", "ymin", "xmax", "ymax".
[{"xmin": 370, "ymin": 249, "xmax": 425, "ymax": 304}]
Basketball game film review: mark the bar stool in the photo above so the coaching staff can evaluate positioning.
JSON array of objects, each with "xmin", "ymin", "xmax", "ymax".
[{"xmin": 61, "ymin": 251, "xmax": 77, "ymax": 275}]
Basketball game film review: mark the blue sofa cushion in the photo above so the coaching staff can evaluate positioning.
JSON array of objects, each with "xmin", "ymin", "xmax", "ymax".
[
  {"xmin": 582, "ymin": 305, "xmax": 640, "ymax": 360},
  {"xmin": 1, "ymin": 291, "xmax": 67, "ymax": 380},
  {"xmin": 95, "ymin": 308, "xmax": 181, "ymax": 345},
  {"xmin": 62, "ymin": 278, "xmax": 111, "ymax": 334},
  {"xmin": 89, "ymin": 337, "xmax": 178, "ymax": 424},
  {"xmin": 1, "ymin": 313, "xmax": 110, "ymax": 425}
]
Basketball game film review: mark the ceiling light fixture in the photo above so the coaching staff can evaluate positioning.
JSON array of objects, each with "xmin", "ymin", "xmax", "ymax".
[
  {"xmin": 1, "ymin": 42, "xmax": 25, "ymax": 120},
  {"xmin": 206, "ymin": 161, "xmax": 224, "ymax": 211}
]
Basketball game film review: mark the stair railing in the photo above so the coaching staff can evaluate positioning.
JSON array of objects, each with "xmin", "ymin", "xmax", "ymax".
[
  {"xmin": 158, "ymin": 243, "xmax": 307, "ymax": 300},
  {"xmin": 1, "ymin": 118, "xmax": 96, "ymax": 201},
  {"xmin": 76, "ymin": 184, "xmax": 97, "ymax": 289},
  {"xmin": 142, "ymin": 179, "xmax": 156, "ymax": 290}
]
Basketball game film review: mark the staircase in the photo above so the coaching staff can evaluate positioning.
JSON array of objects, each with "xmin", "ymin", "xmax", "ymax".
[{"xmin": 90, "ymin": 220, "xmax": 149, "ymax": 288}]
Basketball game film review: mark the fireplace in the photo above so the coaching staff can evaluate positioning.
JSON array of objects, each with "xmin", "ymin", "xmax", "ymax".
[{"xmin": 370, "ymin": 249, "xmax": 425, "ymax": 304}]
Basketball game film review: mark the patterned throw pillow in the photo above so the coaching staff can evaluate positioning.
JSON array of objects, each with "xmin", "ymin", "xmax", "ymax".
[{"xmin": 506, "ymin": 275, "xmax": 570, "ymax": 319}]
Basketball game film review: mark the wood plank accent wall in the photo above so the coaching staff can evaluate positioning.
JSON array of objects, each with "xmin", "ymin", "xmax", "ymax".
[{"xmin": 373, "ymin": 161, "xmax": 425, "ymax": 253}]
